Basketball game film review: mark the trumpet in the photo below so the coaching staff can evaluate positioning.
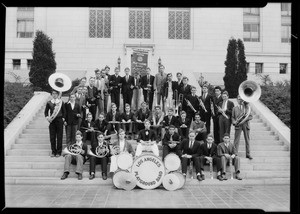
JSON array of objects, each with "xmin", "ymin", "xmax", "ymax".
[
  {"xmin": 62, "ymin": 144, "xmax": 83, "ymax": 156},
  {"xmin": 184, "ymin": 98, "xmax": 197, "ymax": 113},
  {"xmin": 216, "ymin": 104, "xmax": 229, "ymax": 119},
  {"xmin": 88, "ymin": 142, "xmax": 109, "ymax": 158},
  {"xmin": 197, "ymin": 96, "xmax": 207, "ymax": 113}
]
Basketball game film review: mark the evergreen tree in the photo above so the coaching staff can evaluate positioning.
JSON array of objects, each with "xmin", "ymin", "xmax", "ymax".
[
  {"xmin": 223, "ymin": 37, "xmax": 238, "ymax": 98},
  {"xmin": 235, "ymin": 39, "xmax": 248, "ymax": 96},
  {"xmin": 29, "ymin": 30, "xmax": 56, "ymax": 92},
  {"xmin": 223, "ymin": 37, "xmax": 247, "ymax": 98}
]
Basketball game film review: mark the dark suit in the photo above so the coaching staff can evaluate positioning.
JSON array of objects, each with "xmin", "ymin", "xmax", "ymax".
[
  {"xmin": 141, "ymin": 74, "xmax": 155, "ymax": 110},
  {"xmin": 177, "ymin": 117, "xmax": 191, "ymax": 140},
  {"xmin": 163, "ymin": 80, "xmax": 177, "ymax": 99},
  {"xmin": 179, "ymin": 84, "xmax": 192, "ymax": 99},
  {"xmin": 109, "ymin": 74, "xmax": 122, "ymax": 110},
  {"xmin": 121, "ymin": 75, "xmax": 134, "ymax": 111},
  {"xmin": 137, "ymin": 129, "xmax": 157, "ymax": 142},
  {"xmin": 198, "ymin": 142, "xmax": 221, "ymax": 172},
  {"xmin": 86, "ymin": 86, "xmax": 98, "ymax": 121},
  {"xmin": 64, "ymin": 102, "xmax": 81, "ymax": 145},
  {"xmin": 111, "ymin": 140, "xmax": 135, "ymax": 155},
  {"xmin": 121, "ymin": 111, "xmax": 136, "ymax": 134},
  {"xmin": 199, "ymin": 93, "xmax": 213, "ymax": 134},
  {"xmin": 105, "ymin": 111, "xmax": 122, "ymax": 134},
  {"xmin": 218, "ymin": 99, "xmax": 234, "ymax": 140},
  {"xmin": 89, "ymin": 140, "xmax": 111, "ymax": 176},
  {"xmin": 162, "ymin": 115, "xmax": 178, "ymax": 128},
  {"xmin": 134, "ymin": 108, "xmax": 152, "ymax": 131},
  {"xmin": 178, "ymin": 139, "xmax": 201, "ymax": 174},
  {"xmin": 162, "ymin": 132, "xmax": 181, "ymax": 161},
  {"xmin": 217, "ymin": 142, "xmax": 240, "ymax": 174},
  {"xmin": 132, "ymin": 77, "xmax": 141, "ymax": 111},
  {"xmin": 80, "ymin": 120, "xmax": 96, "ymax": 143},
  {"xmin": 212, "ymin": 95, "xmax": 223, "ymax": 144},
  {"xmin": 232, "ymin": 104, "xmax": 253, "ymax": 156},
  {"xmin": 182, "ymin": 94, "xmax": 199, "ymax": 121},
  {"xmin": 94, "ymin": 119, "xmax": 108, "ymax": 133},
  {"xmin": 44, "ymin": 99, "xmax": 66, "ymax": 155}
]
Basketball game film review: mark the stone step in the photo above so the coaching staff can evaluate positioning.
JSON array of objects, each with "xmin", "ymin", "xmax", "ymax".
[
  {"xmin": 237, "ymin": 151, "xmax": 289, "ymax": 157},
  {"xmin": 6, "ymin": 149, "xmax": 53, "ymax": 156},
  {"xmin": 5, "ymin": 155, "xmax": 290, "ymax": 165},
  {"xmin": 11, "ymin": 143, "xmax": 287, "ymax": 152},
  {"xmin": 240, "ymin": 171, "xmax": 290, "ymax": 179},
  {"xmin": 5, "ymin": 176, "xmax": 290, "ymax": 186},
  {"xmin": 5, "ymin": 161, "xmax": 290, "ymax": 171}
]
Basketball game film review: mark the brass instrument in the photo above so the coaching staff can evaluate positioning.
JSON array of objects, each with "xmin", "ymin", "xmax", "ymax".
[
  {"xmin": 184, "ymin": 98, "xmax": 197, "ymax": 113},
  {"xmin": 216, "ymin": 104, "xmax": 229, "ymax": 119},
  {"xmin": 62, "ymin": 144, "xmax": 82, "ymax": 156},
  {"xmin": 234, "ymin": 80, "xmax": 261, "ymax": 126},
  {"xmin": 210, "ymin": 99, "xmax": 215, "ymax": 116},
  {"xmin": 111, "ymin": 145, "xmax": 121, "ymax": 156},
  {"xmin": 197, "ymin": 96, "xmax": 207, "ymax": 113},
  {"xmin": 87, "ymin": 142, "xmax": 109, "ymax": 158}
]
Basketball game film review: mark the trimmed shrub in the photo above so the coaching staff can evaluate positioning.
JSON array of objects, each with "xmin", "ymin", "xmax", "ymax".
[{"xmin": 4, "ymin": 82, "xmax": 34, "ymax": 128}]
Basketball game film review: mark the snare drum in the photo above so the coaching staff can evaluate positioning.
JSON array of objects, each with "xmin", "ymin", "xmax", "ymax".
[
  {"xmin": 131, "ymin": 153, "xmax": 166, "ymax": 190},
  {"xmin": 164, "ymin": 153, "xmax": 181, "ymax": 172},
  {"xmin": 117, "ymin": 153, "xmax": 133, "ymax": 170}
]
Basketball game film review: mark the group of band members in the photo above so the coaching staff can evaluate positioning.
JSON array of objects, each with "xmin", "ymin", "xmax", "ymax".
[{"xmin": 45, "ymin": 64, "xmax": 253, "ymax": 181}]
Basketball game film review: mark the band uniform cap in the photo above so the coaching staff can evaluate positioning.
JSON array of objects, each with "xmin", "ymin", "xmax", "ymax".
[{"xmin": 48, "ymin": 72, "xmax": 72, "ymax": 92}]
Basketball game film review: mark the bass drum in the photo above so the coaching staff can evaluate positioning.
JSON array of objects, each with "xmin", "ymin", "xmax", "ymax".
[
  {"xmin": 117, "ymin": 153, "xmax": 133, "ymax": 170},
  {"xmin": 164, "ymin": 153, "xmax": 181, "ymax": 172},
  {"xmin": 131, "ymin": 153, "xmax": 166, "ymax": 190},
  {"xmin": 112, "ymin": 169, "xmax": 129, "ymax": 189}
]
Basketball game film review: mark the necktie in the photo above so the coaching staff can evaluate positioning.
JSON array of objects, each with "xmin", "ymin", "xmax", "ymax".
[
  {"xmin": 208, "ymin": 144, "xmax": 211, "ymax": 149},
  {"xmin": 189, "ymin": 141, "xmax": 193, "ymax": 149},
  {"xmin": 147, "ymin": 76, "xmax": 150, "ymax": 83},
  {"xmin": 170, "ymin": 135, "xmax": 173, "ymax": 142},
  {"xmin": 204, "ymin": 93, "xmax": 206, "ymax": 99},
  {"xmin": 126, "ymin": 75, "xmax": 128, "ymax": 82}
]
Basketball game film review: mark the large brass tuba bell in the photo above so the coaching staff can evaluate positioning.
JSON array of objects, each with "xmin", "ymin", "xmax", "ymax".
[
  {"xmin": 238, "ymin": 80, "xmax": 261, "ymax": 103},
  {"xmin": 48, "ymin": 72, "xmax": 72, "ymax": 92}
]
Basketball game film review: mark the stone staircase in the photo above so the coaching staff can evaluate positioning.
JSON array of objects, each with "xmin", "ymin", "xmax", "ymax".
[{"xmin": 5, "ymin": 101, "xmax": 290, "ymax": 186}]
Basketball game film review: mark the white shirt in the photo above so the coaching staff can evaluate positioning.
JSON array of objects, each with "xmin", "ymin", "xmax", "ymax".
[
  {"xmin": 222, "ymin": 100, "xmax": 228, "ymax": 111},
  {"xmin": 119, "ymin": 140, "xmax": 125, "ymax": 152},
  {"xmin": 189, "ymin": 140, "xmax": 194, "ymax": 148},
  {"xmin": 68, "ymin": 101, "xmax": 75, "ymax": 110}
]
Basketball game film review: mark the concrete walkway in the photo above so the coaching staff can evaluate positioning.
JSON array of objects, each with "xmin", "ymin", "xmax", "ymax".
[{"xmin": 4, "ymin": 184, "xmax": 289, "ymax": 211}]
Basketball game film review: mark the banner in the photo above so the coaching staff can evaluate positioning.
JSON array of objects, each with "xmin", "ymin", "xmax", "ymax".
[{"xmin": 131, "ymin": 49, "xmax": 148, "ymax": 77}]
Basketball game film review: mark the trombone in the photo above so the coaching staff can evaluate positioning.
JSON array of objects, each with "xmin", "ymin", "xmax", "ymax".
[
  {"xmin": 197, "ymin": 96, "xmax": 207, "ymax": 113},
  {"xmin": 184, "ymin": 98, "xmax": 197, "ymax": 113}
]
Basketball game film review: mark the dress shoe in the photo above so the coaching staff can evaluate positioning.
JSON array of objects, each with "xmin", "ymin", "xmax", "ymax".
[
  {"xmin": 51, "ymin": 153, "xmax": 55, "ymax": 157},
  {"xmin": 222, "ymin": 174, "xmax": 228, "ymax": 180},
  {"xmin": 55, "ymin": 154, "xmax": 61, "ymax": 157},
  {"xmin": 89, "ymin": 174, "xmax": 95, "ymax": 180},
  {"xmin": 217, "ymin": 175, "xmax": 223, "ymax": 181},
  {"xmin": 61, "ymin": 172, "xmax": 69, "ymax": 180},
  {"xmin": 235, "ymin": 173, "xmax": 242, "ymax": 180},
  {"xmin": 201, "ymin": 174, "xmax": 205, "ymax": 180},
  {"xmin": 102, "ymin": 173, "xmax": 107, "ymax": 180},
  {"xmin": 183, "ymin": 173, "xmax": 187, "ymax": 178},
  {"xmin": 78, "ymin": 173, "xmax": 83, "ymax": 180},
  {"xmin": 196, "ymin": 175, "xmax": 202, "ymax": 181},
  {"xmin": 246, "ymin": 155, "xmax": 253, "ymax": 160}
]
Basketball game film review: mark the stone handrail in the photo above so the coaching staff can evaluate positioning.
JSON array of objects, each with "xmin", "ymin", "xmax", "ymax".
[
  {"xmin": 4, "ymin": 91, "xmax": 51, "ymax": 155},
  {"xmin": 250, "ymin": 100, "xmax": 290, "ymax": 149}
]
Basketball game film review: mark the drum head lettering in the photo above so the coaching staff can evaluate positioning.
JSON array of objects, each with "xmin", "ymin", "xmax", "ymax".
[{"xmin": 131, "ymin": 154, "xmax": 165, "ymax": 190}]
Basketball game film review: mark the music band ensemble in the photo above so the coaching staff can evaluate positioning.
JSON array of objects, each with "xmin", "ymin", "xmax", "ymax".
[{"xmin": 45, "ymin": 64, "xmax": 259, "ymax": 190}]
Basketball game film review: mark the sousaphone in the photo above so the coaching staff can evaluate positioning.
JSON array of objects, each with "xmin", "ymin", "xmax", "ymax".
[{"xmin": 48, "ymin": 72, "xmax": 72, "ymax": 92}]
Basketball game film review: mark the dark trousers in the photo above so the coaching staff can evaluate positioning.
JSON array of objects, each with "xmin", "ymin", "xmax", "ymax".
[
  {"xmin": 212, "ymin": 116, "xmax": 220, "ymax": 144},
  {"xmin": 201, "ymin": 112, "xmax": 211, "ymax": 134},
  {"xmin": 89, "ymin": 104, "xmax": 97, "ymax": 122},
  {"xmin": 198, "ymin": 156, "xmax": 222, "ymax": 172},
  {"xmin": 123, "ymin": 92, "xmax": 133, "ymax": 111},
  {"xmin": 106, "ymin": 123, "xmax": 120, "ymax": 135},
  {"xmin": 186, "ymin": 110, "xmax": 196, "ymax": 122},
  {"xmin": 143, "ymin": 91, "xmax": 154, "ymax": 111},
  {"xmin": 162, "ymin": 145, "xmax": 180, "ymax": 161},
  {"xmin": 89, "ymin": 156, "xmax": 109, "ymax": 175},
  {"xmin": 111, "ymin": 91, "xmax": 120, "ymax": 110},
  {"xmin": 66, "ymin": 125, "xmax": 78, "ymax": 146},
  {"xmin": 49, "ymin": 118, "xmax": 63, "ymax": 155},
  {"xmin": 181, "ymin": 156, "xmax": 201, "ymax": 174},
  {"xmin": 178, "ymin": 127, "xmax": 189, "ymax": 140},
  {"xmin": 219, "ymin": 115, "xmax": 231, "ymax": 141},
  {"xmin": 195, "ymin": 131, "xmax": 207, "ymax": 142},
  {"xmin": 83, "ymin": 131, "xmax": 96, "ymax": 143}
]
